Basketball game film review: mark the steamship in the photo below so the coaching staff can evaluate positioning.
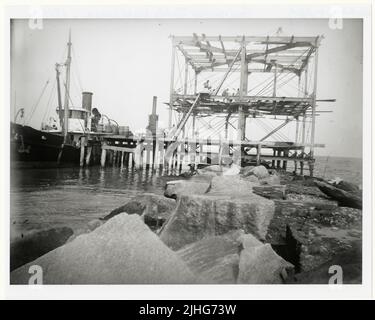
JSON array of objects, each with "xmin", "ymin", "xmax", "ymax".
[{"xmin": 11, "ymin": 32, "xmax": 108, "ymax": 165}]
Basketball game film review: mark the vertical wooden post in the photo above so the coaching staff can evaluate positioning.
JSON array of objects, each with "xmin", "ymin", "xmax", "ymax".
[
  {"xmin": 272, "ymin": 62, "xmax": 277, "ymax": 97},
  {"xmin": 256, "ymin": 144, "xmax": 261, "ymax": 166},
  {"xmin": 121, "ymin": 151, "xmax": 124, "ymax": 167},
  {"xmin": 100, "ymin": 148, "xmax": 106, "ymax": 167},
  {"xmin": 277, "ymin": 150, "xmax": 281, "ymax": 169},
  {"xmin": 283, "ymin": 149, "xmax": 288, "ymax": 170},
  {"xmin": 295, "ymin": 117, "xmax": 299, "ymax": 143},
  {"xmin": 194, "ymin": 71, "xmax": 198, "ymax": 95},
  {"xmin": 129, "ymin": 152, "xmax": 133, "ymax": 168},
  {"xmin": 184, "ymin": 57, "xmax": 189, "ymax": 96},
  {"xmin": 113, "ymin": 151, "xmax": 118, "ymax": 166},
  {"xmin": 310, "ymin": 42, "xmax": 320, "ymax": 161},
  {"xmin": 192, "ymin": 114, "xmax": 196, "ymax": 138},
  {"xmin": 224, "ymin": 119, "xmax": 229, "ymax": 140},
  {"xmin": 80, "ymin": 137, "xmax": 85, "ymax": 167},
  {"xmin": 169, "ymin": 39, "xmax": 176, "ymax": 129},
  {"xmin": 85, "ymin": 145, "xmax": 92, "ymax": 166},
  {"xmin": 237, "ymin": 37, "xmax": 248, "ymax": 155}
]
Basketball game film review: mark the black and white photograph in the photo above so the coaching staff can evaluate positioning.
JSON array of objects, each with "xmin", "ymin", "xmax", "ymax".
[{"xmin": 1, "ymin": 3, "xmax": 373, "ymax": 300}]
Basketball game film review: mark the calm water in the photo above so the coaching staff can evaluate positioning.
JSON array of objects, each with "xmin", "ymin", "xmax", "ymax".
[
  {"xmin": 10, "ymin": 156, "xmax": 362, "ymax": 240},
  {"xmin": 10, "ymin": 166, "xmax": 174, "ymax": 240}
]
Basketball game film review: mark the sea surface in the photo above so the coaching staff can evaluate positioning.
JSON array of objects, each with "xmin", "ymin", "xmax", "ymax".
[{"xmin": 10, "ymin": 156, "xmax": 362, "ymax": 241}]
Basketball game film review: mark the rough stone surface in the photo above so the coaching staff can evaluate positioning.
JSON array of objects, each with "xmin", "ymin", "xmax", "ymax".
[
  {"xmin": 159, "ymin": 188, "xmax": 275, "ymax": 250},
  {"xmin": 10, "ymin": 227, "xmax": 73, "ymax": 271},
  {"xmin": 237, "ymin": 243, "xmax": 294, "ymax": 284},
  {"xmin": 287, "ymin": 217, "xmax": 362, "ymax": 273},
  {"xmin": 294, "ymin": 245, "xmax": 362, "ymax": 284},
  {"xmin": 209, "ymin": 175, "xmax": 256, "ymax": 196},
  {"xmin": 329, "ymin": 179, "xmax": 361, "ymax": 194},
  {"xmin": 267, "ymin": 200, "xmax": 362, "ymax": 273},
  {"xmin": 101, "ymin": 193, "xmax": 176, "ymax": 230},
  {"xmin": 239, "ymin": 233, "xmax": 263, "ymax": 249},
  {"xmin": 164, "ymin": 179, "xmax": 211, "ymax": 199},
  {"xmin": 11, "ymin": 214, "xmax": 197, "ymax": 284},
  {"xmin": 315, "ymin": 180, "xmax": 362, "ymax": 209},
  {"xmin": 242, "ymin": 175, "xmax": 260, "ymax": 184},
  {"xmin": 241, "ymin": 166, "xmax": 255, "ymax": 176},
  {"xmin": 266, "ymin": 198, "xmax": 339, "ymax": 245},
  {"xmin": 196, "ymin": 165, "xmax": 223, "ymax": 176},
  {"xmin": 87, "ymin": 219, "xmax": 103, "ymax": 231},
  {"xmin": 223, "ymin": 164, "xmax": 241, "ymax": 176},
  {"xmin": 177, "ymin": 233, "xmax": 242, "ymax": 284},
  {"xmin": 244, "ymin": 165, "xmax": 269, "ymax": 179},
  {"xmin": 259, "ymin": 174, "xmax": 281, "ymax": 186}
]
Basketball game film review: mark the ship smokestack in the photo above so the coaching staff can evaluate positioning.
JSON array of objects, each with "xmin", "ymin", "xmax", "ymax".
[
  {"xmin": 82, "ymin": 92, "xmax": 93, "ymax": 112},
  {"xmin": 152, "ymin": 96, "xmax": 157, "ymax": 115}
]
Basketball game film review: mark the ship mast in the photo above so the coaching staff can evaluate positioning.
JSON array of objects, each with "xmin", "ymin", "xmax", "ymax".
[
  {"xmin": 63, "ymin": 30, "xmax": 72, "ymax": 141},
  {"xmin": 55, "ymin": 63, "xmax": 63, "ymax": 130}
]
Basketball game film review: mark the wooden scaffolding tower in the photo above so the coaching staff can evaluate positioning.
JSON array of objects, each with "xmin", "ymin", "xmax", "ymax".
[{"xmin": 166, "ymin": 34, "xmax": 334, "ymax": 176}]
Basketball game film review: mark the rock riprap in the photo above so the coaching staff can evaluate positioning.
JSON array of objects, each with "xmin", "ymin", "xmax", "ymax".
[
  {"xmin": 176, "ymin": 231, "xmax": 294, "ymax": 284},
  {"xmin": 101, "ymin": 193, "xmax": 176, "ymax": 231},
  {"xmin": 10, "ymin": 214, "xmax": 197, "ymax": 284},
  {"xmin": 164, "ymin": 178, "xmax": 211, "ymax": 199},
  {"xmin": 160, "ymin": 176, "xmax": 274, "ymax": 250}
]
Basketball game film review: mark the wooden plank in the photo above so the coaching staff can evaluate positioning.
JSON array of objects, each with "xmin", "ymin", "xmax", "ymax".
[
  {"xmin": 102, "ymin": 145, "xmax": 135, "ymax": 153},
  {"xmin": 173, "ymin": 35, "xmax": 318, "ymax": 44}
]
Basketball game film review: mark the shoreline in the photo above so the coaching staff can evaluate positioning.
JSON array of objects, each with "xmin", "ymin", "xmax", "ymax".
[{"xmin": 10, "ymin": 163, "xmax": 362, "ymax": 284}]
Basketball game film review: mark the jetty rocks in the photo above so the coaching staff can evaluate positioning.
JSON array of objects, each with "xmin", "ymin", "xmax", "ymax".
[
  {"xmin": 10, "ymin": 165, "xmax": 362, "ymax": 284},
  {"xmin": 160, "ymin": 175, "xmax": 274, "ymax": 250},
  {"xmin": 11, "ymin": 214, "xmax": 198, "ymax": 284}
]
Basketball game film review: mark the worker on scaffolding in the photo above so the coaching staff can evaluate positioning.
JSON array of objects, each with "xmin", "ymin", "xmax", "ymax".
[
  {"xmin": 222, "ymin": 88, "xmax": 229, "ymax": 102},
  {"xmin": 203, "ymin": 80, "xmax": 212, "ymax": 91}
]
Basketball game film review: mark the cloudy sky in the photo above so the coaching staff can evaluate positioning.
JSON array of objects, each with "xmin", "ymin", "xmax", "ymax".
[{"xmin": 11, "ymin": 18, "xmax": 362, "ymax": 158}]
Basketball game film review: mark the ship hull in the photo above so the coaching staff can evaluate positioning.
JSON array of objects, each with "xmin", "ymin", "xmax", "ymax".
[{"xmin": 10, "ymin": 122, "xmax": 80, "ymax": 164}]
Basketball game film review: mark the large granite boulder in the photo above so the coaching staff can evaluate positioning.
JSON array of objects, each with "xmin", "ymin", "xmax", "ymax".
[
  {"xmin": 286, "ymin": 208, "xmax": 362, "ymax": 274},
  {"xmin": 294, "ymin": 244, "xmax": 362, "ymax": 284},
  {"xmin": 243, "ymin": 165, "xmax": 269, "ymax": 179},
  {"xmin": 177, "ymin": 231, "xmax": 243, "ymax": 284},
  {"xmin": 11, "ymin": 214, "xmax": 197, "ymax": 284},
  {"xmin": 222, "ymin": 164, "xmax": 241, "ymax": 176},
  {"xmin": 315, "ymin": 180, "xmax": 362, "ymax": 209},
  {"xmin": 237, "ymin": 243, "xmax": 294, "ymax": 284},
  {"xmin": 10, "ymin": 227, "xmax": 73, "ymax": 271},
  {"xmin": 259, "ymin": 174, "xmax": 281, "ymax": 186},
  {"xmin": 159, "ymin": 179, "xmax": 275, "ymax": 250},
  {"xmin": 101, "ymin": 193, "xmax": 176, "ymax": 231},
  {"xmin": 164, "ymin": 179, "xmax": 211, "ymax": 199},
  {"xmin": 196, "ymin": 165, "xmax": 223, "ymax": 176},
  {"xmin": 267, "ymin": 201, "xmax": 362, "ymax": 275},
  {"xmin": 177, "ymin": 230, "xmax": 294, "ymax": 284},
  {"xmin": 328, "ymin": 178, "xmax": 361, "ymax": 194},
  {"xmin": 209, "ymin": 175, "xmax": 256, "ymax": 196}
]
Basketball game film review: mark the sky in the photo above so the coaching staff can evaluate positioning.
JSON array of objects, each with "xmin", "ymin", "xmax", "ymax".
[{"xmin": 10, "ymin": 18, "xmax": 363, "ymax": 158}]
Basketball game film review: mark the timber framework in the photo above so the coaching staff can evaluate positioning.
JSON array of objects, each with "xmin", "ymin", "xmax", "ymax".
[{"xmin": 165, "ymin": 34, "xmax": 335, "ymax": 176}]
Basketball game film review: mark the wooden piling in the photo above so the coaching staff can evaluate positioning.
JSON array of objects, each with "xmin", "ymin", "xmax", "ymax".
[
  {"xmin": 100, "ymin": 149, "xmax": 107, "ymax": 167},
  {"xmin": 85, "ymin": 146, "xmax": 92, "ymax": 166},
  {"xmin": 256, "ymin": 144, "xmax": 261, "ymax": 166},
  {"xmin": 80, "ymin": 137, "xmax": 85, "ymax": 167}
]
